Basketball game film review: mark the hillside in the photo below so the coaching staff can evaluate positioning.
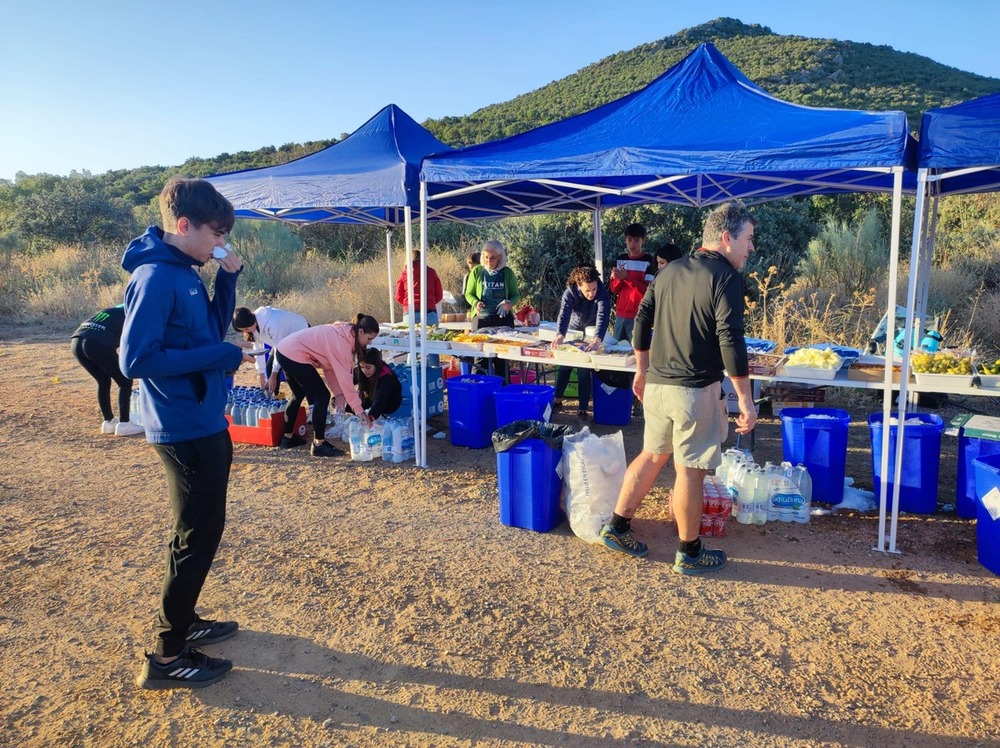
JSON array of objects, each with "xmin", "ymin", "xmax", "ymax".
[{"xmin": 423, "ymin": 18, "xmax": 1000, "ymax": 146}]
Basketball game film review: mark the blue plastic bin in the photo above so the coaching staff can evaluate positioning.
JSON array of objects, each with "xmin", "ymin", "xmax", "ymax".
[
  {"xmin": 592, "ymin": 374, "xmax": 632, "ymax": 425},
  {"xmin": 781, "ymin": 408, "xmax": 851, "ymax": 504},
  {"xmin": 957, "ymin": 427, "xmax": 1000, "ymax": 518},
  {"xmin": 446, "ymin": 375, "xmax": 503, "ymax": 448},
  {"xmin": 868, "ymin": 413, "xmax": 945, "ymax": 514},
  {"xmin": 493, "ymin": 384, "xmax": 554, "ymax": 428},
  {"xmin": 497, "ymin": 438, "xmax": 564, "ymax": 532},
  {"xmin": 972, "ymin": 453, "xmax": 1000, "ymax": 575}
]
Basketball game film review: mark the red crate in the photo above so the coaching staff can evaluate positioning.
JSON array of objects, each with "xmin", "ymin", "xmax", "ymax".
[{"xmin": 226, "ymin": 408, "xmax": 307, "ymax": 446}]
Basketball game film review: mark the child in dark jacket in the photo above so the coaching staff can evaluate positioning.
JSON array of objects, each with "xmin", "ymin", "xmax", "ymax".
[
  {"xmin": 551, "ymin": 265, "xmax": 611, "ymax": 418},
  {"xmin": 353, "ymin": 348, "xmax": 403, "ymax": 420}
]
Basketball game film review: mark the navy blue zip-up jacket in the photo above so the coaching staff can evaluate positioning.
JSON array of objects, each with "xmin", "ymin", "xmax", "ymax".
[
  {"xmin": 119, "ymin": 226, "xmax": 244, "ymax": 444},
  {"xmin": 556, "ymin": 280, "xmax": 611, "ymax": 339}
]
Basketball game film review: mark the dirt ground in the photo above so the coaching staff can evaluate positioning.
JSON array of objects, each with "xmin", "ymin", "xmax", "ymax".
[{"xmin": 1, "ymin": 322, "xmax": 998, "ymax": 748}]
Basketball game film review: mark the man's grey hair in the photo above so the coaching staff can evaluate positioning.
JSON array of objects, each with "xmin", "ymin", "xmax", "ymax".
[{"xmin": 702, "ymin": 200, "xmax": 757, "ymax": 248}]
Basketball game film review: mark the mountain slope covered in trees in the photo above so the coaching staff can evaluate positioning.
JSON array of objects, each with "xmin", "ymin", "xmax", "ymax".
[{"xmin": 2, "ymin": 17, "xmax": 998, "ymax": 248}]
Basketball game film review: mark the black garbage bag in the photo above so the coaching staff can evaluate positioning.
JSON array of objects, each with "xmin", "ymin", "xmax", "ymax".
[
  {"xmin": 492, "ymin": 419, "xmax": 577, "ymax": 453},
  {"xmin": 593, "ymin": 369, "xmax": 634, "ymax": 389}
]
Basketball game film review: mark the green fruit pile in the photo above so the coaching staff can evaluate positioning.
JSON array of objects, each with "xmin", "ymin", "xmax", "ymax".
[
  {"xmin": 980, "ymin": 358, "xmax": 1000, "ymax": 375},
  {"xmin": 911, "ymin": 351, "xmax": 972, "ymax": 374}
]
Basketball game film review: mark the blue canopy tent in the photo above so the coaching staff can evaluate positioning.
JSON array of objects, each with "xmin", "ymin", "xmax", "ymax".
[
  {"xmin": 207, "ymin": 104, "xmax": 464, "ymax": 466},
  {"xmin": 419, "ymin": 43, "xmax": 916, "ymax": 544}
]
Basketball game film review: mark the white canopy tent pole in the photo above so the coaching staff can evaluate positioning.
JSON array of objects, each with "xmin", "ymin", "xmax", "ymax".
[
  {"xmin": 593, "ymin": 203, "xmax": 604, "ymax": 278},
  {"xmin": 404, "ymin": 207, "xmax": 421, "ymax": 467},
  {"xmin": 885, "ymin": 169, "xmax": 910, "ymax": 553},
  {"xmin": 386, "ymin": 229, "xmax": 396, "ymax": 325},
  {"xmin": 419, "ymin": 197, "xmax": 429, "ymax": 469}
]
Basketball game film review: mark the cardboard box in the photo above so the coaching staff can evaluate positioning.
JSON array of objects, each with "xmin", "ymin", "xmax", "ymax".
[{"xmin": 721, "ymin": 378, "xmax": 762, "ymax": 414}]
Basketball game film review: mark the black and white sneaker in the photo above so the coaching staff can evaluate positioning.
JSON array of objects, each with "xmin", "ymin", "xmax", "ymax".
[
  {"xmin": 136, "ymin": 648, "xmax": 232, "ymax": 690},
  {"xmin": 185, "ymin": 614, "xmax": 239, "ymax": 646}
]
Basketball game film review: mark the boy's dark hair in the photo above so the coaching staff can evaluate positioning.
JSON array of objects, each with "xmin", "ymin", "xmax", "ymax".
[
  {"xmin": 568, "ymin": 264, "xmax": 601, "ymax": 287},
  {"xmin": 656, "ymin": 244, "xmax": 684, "ymax": 264},
  {"xmin": 158, "ymin": 178, "xmax": 235, "ymax": 233},
  {"xmin": 232, "ymin": 307, "xmax": 256, "ymax": 331},
  {"xmin": 624, "ymin": 223, "xmax": 647, "ymax": 239},
  {"xmin": 358, "ymin": 347, "xmax": 385, "ymax": 402},
  {"xmin": 466, "ymin": 251, "xmax": 480, "ymax": 267}
]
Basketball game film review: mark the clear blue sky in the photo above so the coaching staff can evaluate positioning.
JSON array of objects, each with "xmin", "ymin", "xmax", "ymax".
[{"xmin": 2, "ymin": 0, "xmax": 998, "ymax": 181}]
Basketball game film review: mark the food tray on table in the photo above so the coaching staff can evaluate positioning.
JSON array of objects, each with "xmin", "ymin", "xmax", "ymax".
[
  {"xmin": 520, "ymin": 342, "xmax": 555, "ymax": 359},
  {"xmin": 978, "ymin": 374, "xmax": 1000, "ymax": 390},
  {"xmin": 552, "ymin": 341, "xmax": 593, "ymax": 364},
  {"xmin": 784, "ymin": 344, "xmax": 860, "ymax": 370},
  {"xmin": 590, "ymin": 352, "xmax": 636, "ymax": 368},
  {"xmin": 423, "ymin": 339, "xmax": 452, "ymax": 351},
  {"xmin": 449, "ymin": 340, "xmax": 484, "ymax": 352},
  {"xmin": 914, "ymin": 372, "xmax": 974, "ymax": 388},
  {"xmin": 372, "ymin": 334, "xmax": 409, "ymax": 348},
  {"xmin": 778, "ymin": 364, "xmax": 840, "ymax": 381},
  {"xmin": 747, "ymin": 353, "xmax": 786, "ymax": 377},
  {"xmin": 847, "ymin": 363, "xmax": 902, "ymax": 383},
  {"xmin": 482, "ymin": 340, "xmax": 527, "ymax": 355}
]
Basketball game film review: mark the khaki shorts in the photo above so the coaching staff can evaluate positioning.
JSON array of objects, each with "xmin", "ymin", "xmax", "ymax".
[{"xmin": 642, "ymin": 381, "xmax": 729, "ymax": 469}]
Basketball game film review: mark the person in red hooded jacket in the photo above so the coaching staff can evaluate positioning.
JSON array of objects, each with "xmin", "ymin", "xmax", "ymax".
[{"xmin": 395, "ymin": 250, "xmax": 443, "ymax": 327}]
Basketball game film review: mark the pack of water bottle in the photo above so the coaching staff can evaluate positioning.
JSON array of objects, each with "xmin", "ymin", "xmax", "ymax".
[
  {"xmin": 717, "ymin": 448, "xmax": 812, "ymax": 524},
  {"xmin": 225, "ymin": 386, "xmax": 287, "ymax": 426},
  {"xmin": 343, "ymin": 415, "xmax": 415, "ymax": 463}
]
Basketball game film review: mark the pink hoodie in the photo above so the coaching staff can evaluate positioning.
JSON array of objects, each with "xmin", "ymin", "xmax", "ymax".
[{"xmin": 275, "ymin": 322, "xmax": 364, "ymax": 414}]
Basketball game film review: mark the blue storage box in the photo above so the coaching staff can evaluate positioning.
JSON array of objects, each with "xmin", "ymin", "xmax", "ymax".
[
  {"xmin": 497, "ymin": 438, "xmax": 564, "ymax": 532},
  {"xmin": 781, "ymin": 408, "xmax": 850, "ymax": 504},
  {"xmin": 446, "ymin": 374, "xmax": 503, "ymax": 448},
  {"xmin": 592, "ymin": 374, "xmax": 632, "ymax": 425},
  {"xmin": 953, "ymin": 414, "xmax": 1000, "ymax": 518},
  {"xmin": 493, "ymin": 384, "xmax": 554, "ymax": 428},
  {"xmin": 972, "ymin": 453, "xmax": 1000, "ymax": 575},
  {"xmin": 392, "ymin": 364, "xmax": 445, "ymax": 419},
  {"xmin": 869, "ymin": 412, "xmax": 945, "ymax": 514}
]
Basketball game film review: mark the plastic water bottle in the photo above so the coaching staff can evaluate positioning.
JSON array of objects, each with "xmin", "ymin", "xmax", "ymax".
[
  {"xmin": 365, "ymin": 420, "xmax": 382, "ymax": 460},
  {"xmin": 382, "ymin": 418, "xmax": 395, "ymax": 462},
  {"xmin": 736, "ymin": 467, "xmax": 756, "ymax": 524},
  {"xmin": 347, "ymin": 416, "xmax": 364, "ymax": 460},
  {"xmin": 392, "ymin": 419, "xmax": 415, "ymax": 463},
  {"xmin": 793, "ymin": 464, "xmax": 813, "ymax": 523},
  {"xmin": 753, "ymin": 468, "xmax": 769, "ymax": 525},
  {"xmin": 130, "ymin": 389, "xmax": 143, "ymax": 426}
]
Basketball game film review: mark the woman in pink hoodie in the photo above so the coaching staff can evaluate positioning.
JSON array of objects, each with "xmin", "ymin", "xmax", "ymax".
[{"xmin": 275, "ymin": 313, "xmax": 380, "ymax": 457}]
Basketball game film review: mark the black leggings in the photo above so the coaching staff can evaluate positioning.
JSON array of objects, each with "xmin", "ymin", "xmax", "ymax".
[
  {"xmin": 71, "ymin": 337, "xmax": 132, "ymax": 422},
  {"xmin": 276, "ymin": 352, "xmax": 331, "ymax": 441}
]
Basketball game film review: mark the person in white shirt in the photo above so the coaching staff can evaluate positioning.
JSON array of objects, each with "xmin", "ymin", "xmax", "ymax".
[{"xmin": 232, "ymin": 306, "xmax": 309, "ymax": 395}]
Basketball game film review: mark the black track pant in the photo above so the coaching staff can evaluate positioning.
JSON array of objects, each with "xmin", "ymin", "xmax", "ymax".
[
  {"xmin": 150, "ymin": 430, "xmax": 232, "ymax": 657},
  {"xmin": 276, "ymin": 352, "xmax": 331, "ymax": 441}
]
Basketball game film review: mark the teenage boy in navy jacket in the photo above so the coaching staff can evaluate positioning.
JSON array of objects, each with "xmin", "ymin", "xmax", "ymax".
[{"xmin": 121, "ymin": 177, "xmax": 252, "ymax": 689}]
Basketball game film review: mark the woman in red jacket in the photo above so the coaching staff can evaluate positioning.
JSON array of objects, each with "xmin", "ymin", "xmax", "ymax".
[{"xmin": 395, "ymin": 250, "xmax": 443, "ymax": 327}]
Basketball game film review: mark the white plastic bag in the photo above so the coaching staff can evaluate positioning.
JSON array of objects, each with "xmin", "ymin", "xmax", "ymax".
[{"xmin": 558, "ymin": 427, "xmax": 627, "ymax": 542}]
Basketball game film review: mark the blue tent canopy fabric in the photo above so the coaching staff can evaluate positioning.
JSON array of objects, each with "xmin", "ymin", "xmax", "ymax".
[
  {"xmin": 918, "ymin": 92, "xmax": 1000, "ymax": 194},
  {"xmin": 421, "ymin": 43, "xmax": 915, "ymax": 212},
  {"xmin": 207, "ymin": 104, "xmax": 452, "ymax": 226}
]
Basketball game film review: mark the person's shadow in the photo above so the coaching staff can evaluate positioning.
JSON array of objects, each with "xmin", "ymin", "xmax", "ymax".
[{"xmin": 194, "ymin": 630, "xmax": 982, "ymax": 746}]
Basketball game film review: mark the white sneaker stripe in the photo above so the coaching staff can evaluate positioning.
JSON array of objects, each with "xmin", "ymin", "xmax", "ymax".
[{"xmin": 188, "ymin": 629, "xmax": 209, "ymax": 639}]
